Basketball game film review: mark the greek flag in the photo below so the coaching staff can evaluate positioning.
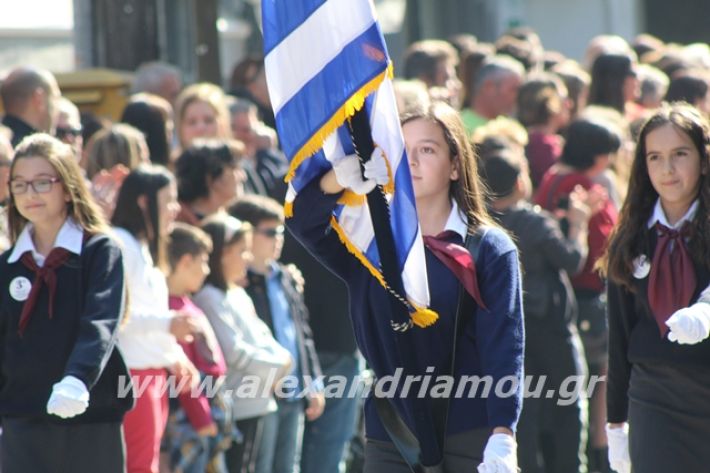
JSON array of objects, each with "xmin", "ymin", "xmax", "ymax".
[{"xmin": 263, "ymin": 0, "xmax": 436, "ymax": 327}]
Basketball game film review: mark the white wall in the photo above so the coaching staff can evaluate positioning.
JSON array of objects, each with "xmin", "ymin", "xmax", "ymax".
[{"xmin": 499, "ymin": 0, "xmax": 644, "ymax": 63}]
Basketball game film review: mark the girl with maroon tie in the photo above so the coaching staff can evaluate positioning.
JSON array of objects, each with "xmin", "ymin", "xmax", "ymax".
[{"xmin": 600, "ymin": 103, "xmax": 710, "ymax": 473}]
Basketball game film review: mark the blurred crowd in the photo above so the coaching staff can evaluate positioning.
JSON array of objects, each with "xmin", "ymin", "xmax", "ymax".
[{"xmin": 1, "ymin": 27, "xmax": 710, "ymax": 473}]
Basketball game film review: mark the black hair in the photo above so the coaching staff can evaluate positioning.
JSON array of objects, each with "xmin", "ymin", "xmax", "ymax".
[
  {"xmin": 111, "ymin": 164, "xmax": 174, "ymax": 270},
  {"xmin": 560, "ymin": 118, "xmax": 622, "ymax": 171},
  {"xmin": 121, "ymin": 100, "xmax": 171, "ymax": 166},
  {"xmin": 665, "ymin": 72, "xmax": 709, "ymax": 107},
  {"xmin": 480, "ymin": 151, "xmax": 524, "ymax": 198},
  {"xmin": 228, "ymin": 194, "xmax": 284, "ymax": 227},
  {"xmin": 175, "ymin": 140, "xmax": 239, "ymax": 203},
  {"xmin": 200, "ymin": 214, "xmax": 251, "ymax": 291},
  {"xmin": 588, "ymin": 53, "xmax": 635, "ymax": 113},
  {"xmin": 167, "ymin": 222, "xmax": 213, "ymax": 271}
]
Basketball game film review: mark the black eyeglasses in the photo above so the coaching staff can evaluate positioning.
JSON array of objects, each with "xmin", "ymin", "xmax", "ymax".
[
  {"xmin": 56, "ymin": 126, "xmax": 82, "ymax": 140},
  {"xmin": 9, "ymin": 177, "xmax": 62, "ymax": 195},
  {"xmin": 255, "ymin": 226, "xmax": 285, "ymax": 238}
]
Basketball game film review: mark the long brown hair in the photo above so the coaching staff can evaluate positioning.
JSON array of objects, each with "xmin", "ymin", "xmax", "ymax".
[
  {"xmin": 8, "ymin": 133, "xmax": 110, "ymax": 242},
  {"xmin": 111, "ymin": 165, "xmax": 174, "ymax": 271},
  {"xmin": 599, "ymin": 103, "xmax": 710, "ymax": 289},
  {"xmin": 401, "ymin": 101, "xmax": 496, "ymax": 233},
  {"xmin": 201, "ymin": 214, "xmax": 252, "ymax": 291}
]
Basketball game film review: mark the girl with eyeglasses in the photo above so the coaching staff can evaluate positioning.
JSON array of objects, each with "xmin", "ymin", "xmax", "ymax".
[{"xmin": 0, "ymin": 134, "xmax": 133, "ymax": 472}]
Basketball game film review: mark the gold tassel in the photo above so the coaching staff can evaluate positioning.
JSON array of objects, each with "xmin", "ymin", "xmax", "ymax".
[
  {"xmin": 410, "ymin": 306, "xmax": 439, "ymax": 328},
  {"xmin": 337, "ymin": 190, "xmax": 366, "ymax": 207},
  {"xmin": 330, "ymin": 217, "xmax": 387, "ymax": 288},
  {"xmin": 284, "ymin": 201, "xmax": 294, "ymax": 218}
]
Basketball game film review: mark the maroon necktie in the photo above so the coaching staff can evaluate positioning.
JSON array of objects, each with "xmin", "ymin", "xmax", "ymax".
[
  {"xmin": 647, "ymin": 222, "xmax": 696, "ymax": 337},
  {"xmin": 423, "ymin": 230, "xmax": 487, "ymax": 310},
  {"xmin": 18, "ymin": 248, "xmax": 71, "ymax": 336}
]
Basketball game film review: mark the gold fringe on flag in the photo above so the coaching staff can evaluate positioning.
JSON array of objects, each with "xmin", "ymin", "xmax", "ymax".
[
  {"xmin": 285, "ymin": 63, "xmax": 395, "ymax": 182},
  {"xmin": 329, "ymin": 216, "xmax": 439, "ymax": 329}
]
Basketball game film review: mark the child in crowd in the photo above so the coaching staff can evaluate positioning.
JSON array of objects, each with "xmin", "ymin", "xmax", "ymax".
[
  {"xmin": 0, "ymin": 134, "xmax": 133, "ymax": 472},
  {"xmin": 165, "ymin": 222, "xmax": 231, "ymax": 473},
  {"xmin": 111, "ymin": 165, "xmax": 201, "ymax": 473},
  {"xmin": 230, "ymin": 194, "xmax": 325, "ymax": 473},
  {"xmin": 193, "ymin": 214, "xmax": 293, "ymax": 473}
]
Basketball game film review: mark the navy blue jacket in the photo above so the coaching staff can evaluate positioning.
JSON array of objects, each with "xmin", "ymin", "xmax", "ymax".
[
  {"xmin": 607, "ymin": 227, "xmax": 710, "ymax": 423},
  {"xmin": 0, "ymin": 234, "xmax": 133, "ymax": 423},
  {"xmin": 286, "ymin": 180, "xmax": 525, "ymax": 442}
]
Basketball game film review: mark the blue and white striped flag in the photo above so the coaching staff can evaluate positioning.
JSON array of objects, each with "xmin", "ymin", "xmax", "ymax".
[{"xmin": 263, "ymin": 0, "xmax": 437, "ymax": 327}]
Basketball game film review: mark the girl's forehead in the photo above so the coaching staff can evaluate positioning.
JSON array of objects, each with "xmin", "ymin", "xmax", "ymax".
[
  {"xmin": 403, "ymin": 118, "xmax": 446, "ymax": 140},
  {"xmin": 647, "ymin": 123, "xmax": 694, "ymax": 145},
  {"xmin": 12, "ymin": 156, "xmax": 56, "ymax": 176}
]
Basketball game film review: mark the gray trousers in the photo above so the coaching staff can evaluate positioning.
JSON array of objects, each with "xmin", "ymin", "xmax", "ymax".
[
  {"xmin": 1, "ymin": 418, "xmax": 125, "ymax": 473},
  {"xmin": 363, "ymin": 428, "xmax": 488, "ymax": 473}
]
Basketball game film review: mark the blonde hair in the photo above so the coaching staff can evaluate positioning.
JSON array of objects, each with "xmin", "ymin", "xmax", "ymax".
[
  {"xmin": 174, "ymin": 83, "xmax": 231, "ymax": 148},
  {"xmin": 8, "ymin": 134, "xmax": 110, "ymax": 242},
  {"xmin": 86, "ymin": 123, "xmax": 147, "ymax": 179},
  {"xmin": 471, "ymin": 116, "xmax": 529, "ymax": 149}
]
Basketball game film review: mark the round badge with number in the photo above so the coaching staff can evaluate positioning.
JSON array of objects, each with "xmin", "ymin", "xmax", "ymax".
[
  {"xmin": 9, "ymin": 276, "xmax": 32, "ymax": 302},
  {"xmin": 632, "ymin": 255, "xmax": 651, "ymax": 279}
]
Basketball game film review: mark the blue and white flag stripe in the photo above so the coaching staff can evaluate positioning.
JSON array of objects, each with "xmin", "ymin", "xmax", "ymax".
[
  {"xmin": 270, "ymin": 22, "xmax": 387, "ymax": 163},
  {"xmin": 264, "ymin": 0, "xmax": 377, "ymax": 112},
  {"xmin": 264, "ymin": 0, "xmax": 432, "ymax": 316},
  {"xmin": 262, "ymin": 0, "xmax": 327, "ymax": 55}
]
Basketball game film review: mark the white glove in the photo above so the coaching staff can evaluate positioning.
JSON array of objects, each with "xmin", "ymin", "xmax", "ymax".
[
  {"xmin": 332, "ymin": 148, "xmax": 388, "ymax": 195},
  {"xmin": 46, "ymin": 375, "xmax": 90, "ymax": 419},
  {"xmin": 606, "ymin": 423, "xmax": 631, "ymax": 473},
  {"xmin": 666, "ymin": 303, "xmax": 710, "ymax": 344},
  {"xmin": 477, "ymin": 433, "xmax": 518, "ymax": 473}
]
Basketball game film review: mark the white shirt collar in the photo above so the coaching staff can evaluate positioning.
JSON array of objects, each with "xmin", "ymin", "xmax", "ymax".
[
  {"xmin": 8, "ymin": 218, "xmax": 84, "ymax": 265},
  {"xmin": 443, "ymin": 200, "xmax": 468, "ymax": 240},
  {"xmin": 646, "ymin": 198, "xmax": 699, "ymax": 230}
]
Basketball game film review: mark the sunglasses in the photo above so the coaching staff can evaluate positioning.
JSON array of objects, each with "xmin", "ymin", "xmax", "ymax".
[
  {"xmin": 255, "ymin": 225, "xmax": 285, "ymax": 238},
  {"xmin": 56, "ymin": 126, "xmax": 82, "ymax": 140}
]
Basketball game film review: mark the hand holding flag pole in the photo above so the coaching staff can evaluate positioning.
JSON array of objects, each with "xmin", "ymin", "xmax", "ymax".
[{"xmin": 347, "ymin": 109, "xmax": 420, "ymax": 331}]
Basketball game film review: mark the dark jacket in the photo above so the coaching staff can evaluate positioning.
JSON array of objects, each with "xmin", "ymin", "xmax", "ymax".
[
  {"xmin": 0, "ymin": 234, "xmax": 133, "ymax": 423},
  {"xmin": 286, "ymin": 180, "xmax": 525, "ymax": 445},
  {"xmin": 246, "ymin": 263, "xmax": 322, "ymax": 398},
  {"xmin": 492, "ymin": 202, "xmax": 585, "ymax": 332},
  {"xmin": 607, "ymin": 227, "xmax": 710, "ymax": 423},
  {"xmin": 2, "ymin": 115, "xmax": 37, "ymax": 148},
  {"xmin": 280, "ymin": 230, "xmax": 356, "ymax": 355}
]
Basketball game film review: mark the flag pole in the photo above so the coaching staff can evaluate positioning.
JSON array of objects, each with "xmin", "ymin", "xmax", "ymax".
[{"xmin": 348, "ymin": 108, "xmax": 442, "ymax": 468}]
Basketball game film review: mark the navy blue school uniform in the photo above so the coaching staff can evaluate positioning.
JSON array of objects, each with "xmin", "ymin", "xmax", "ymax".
[
  {"xmin": 607, "ymin": 200, "xmax": 710, "ymax": 473},
  {"xmin": 0, "ymin": 219, "xmax": 133, "ymax": 473},
  {"xmin": 286, "ymin": 180, "xmax": 525, "ymax": 462}
]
